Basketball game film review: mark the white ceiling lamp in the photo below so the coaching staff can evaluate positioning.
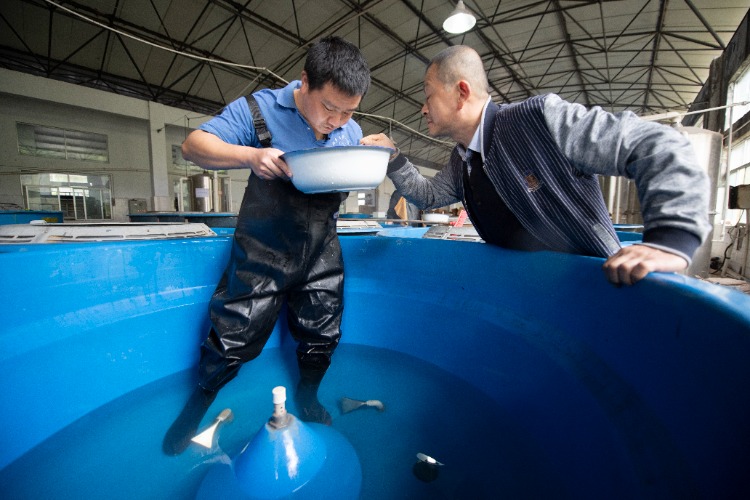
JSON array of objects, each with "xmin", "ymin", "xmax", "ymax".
[{"xmin": 443, "ymin": 1, "xmax": 476, "ymax": 34}]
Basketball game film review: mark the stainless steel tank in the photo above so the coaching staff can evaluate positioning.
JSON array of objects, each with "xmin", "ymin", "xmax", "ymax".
[
  {"xmin": 680, "ymin": 127, "xmax": 722, "ymax": 278},
  {"xmin": 191, "ymin": 174, "xmax": 213, "ymax": 213}
]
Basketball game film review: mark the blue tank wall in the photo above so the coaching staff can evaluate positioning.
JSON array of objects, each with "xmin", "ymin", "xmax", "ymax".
[
  {"xmin": 339, "ymin": 236, "xmax": 750, "ymax": 497},
  {"xmin": 0, "ymin": 237, "xmax": 232, "ymax": 471},
  {"xmin": 1, "ymin": 234, "xmax": 749, "ymax": 496}
]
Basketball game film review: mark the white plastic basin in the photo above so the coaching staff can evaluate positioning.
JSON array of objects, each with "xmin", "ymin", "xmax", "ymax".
[
  {"xmin": 282, "ymin": 145, "xmax": 391, "ymax": 194},
  {"xmin": 422, "ymin": 213, "xmax": 450, "ymax": 223}
]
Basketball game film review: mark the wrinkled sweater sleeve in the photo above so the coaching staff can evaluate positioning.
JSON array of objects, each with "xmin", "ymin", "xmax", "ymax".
[
  {"xmin": 542, "ymin": 94, "xmax": 711, "ymax": 262},
  {"xmin": 386, "ymin": 147, "xmax": 464, "ymax": 211}
]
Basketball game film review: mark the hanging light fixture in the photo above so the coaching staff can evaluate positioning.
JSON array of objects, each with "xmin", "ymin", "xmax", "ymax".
[{"xmin": 443, "ymin": 1, "xmax": 476, "ymax": 34}]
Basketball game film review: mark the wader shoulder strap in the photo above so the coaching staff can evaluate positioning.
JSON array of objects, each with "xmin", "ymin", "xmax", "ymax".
[{"xmin": 245, "ymin": 95, "xmax": 272, "ymax": 148}]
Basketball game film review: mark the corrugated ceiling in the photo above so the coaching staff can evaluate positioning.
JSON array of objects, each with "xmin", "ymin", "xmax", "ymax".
[{"xmin": 1, "ymin": 0, "xmax": 748, "ymax": 167}]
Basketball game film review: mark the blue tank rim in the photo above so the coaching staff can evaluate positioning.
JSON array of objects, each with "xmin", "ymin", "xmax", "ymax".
[{"xmin": 1, "ymin": 235, "xmax": 748, "ymax": 321}]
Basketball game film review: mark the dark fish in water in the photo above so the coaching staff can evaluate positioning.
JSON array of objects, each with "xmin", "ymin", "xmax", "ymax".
[{"xmin": 414, "ymin": 453, "xmax": 443, "ymax": 482}]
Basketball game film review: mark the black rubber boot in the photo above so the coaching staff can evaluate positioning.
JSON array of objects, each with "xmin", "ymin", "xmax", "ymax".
[
  {"xmin": 294, "ymin": 368, "xmax": 332, "ymax": 425},
  {"xmin": 162, "ymin": 386, "xmax": 218, "ymax": 456}
]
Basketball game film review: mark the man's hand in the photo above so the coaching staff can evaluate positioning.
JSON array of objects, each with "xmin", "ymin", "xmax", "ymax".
[
  {"xmin": 182, "ymin": 130, "xmax": 291, "ymax": 180},
  {"xmin": 602, "ymin": 244, "xmax": 688, "ymax": 286},
  {"xmin": 360, "ymin": 133, "xmax": 396, "ymax": 149},
  {"xmin": 250, "ymin": 147, "xmax": 292, "ymax": 180}
]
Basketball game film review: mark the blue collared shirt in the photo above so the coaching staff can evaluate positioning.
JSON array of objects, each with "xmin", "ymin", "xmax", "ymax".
[{"xmin": 199, "ymin": 80, "xmax": 363, "ymax": 153}]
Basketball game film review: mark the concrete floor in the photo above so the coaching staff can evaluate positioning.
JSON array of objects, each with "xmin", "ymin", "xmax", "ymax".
[{"xmin": 702, "ymin": 276, "xmax": 750, "ymax": 295}]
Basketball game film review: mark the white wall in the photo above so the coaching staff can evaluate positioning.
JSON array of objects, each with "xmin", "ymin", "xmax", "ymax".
[
  {"xmin": 0, "ymin": 92, "xmax": 153, "ymax": 219},
  {"xmin": 0, "ymin": 68, "xmax": 450, "ymax": 220},
  {"xmin": 0, "ymin": 68, "xmax": 206, "ymax": 221}
]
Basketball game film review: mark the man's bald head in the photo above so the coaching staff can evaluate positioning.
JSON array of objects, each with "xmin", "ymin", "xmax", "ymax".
[{"xmin": 427, "ymin": 46, "xmax": 490, "ymax": 99}]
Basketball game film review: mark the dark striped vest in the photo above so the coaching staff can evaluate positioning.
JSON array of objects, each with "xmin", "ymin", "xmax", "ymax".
[{"xmin": 480, "ymin": 96, "xmax": 620, "ymax": 257}]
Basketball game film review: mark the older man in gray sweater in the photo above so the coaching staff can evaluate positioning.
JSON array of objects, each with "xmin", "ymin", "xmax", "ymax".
[{"xmin": 362, "ymin": 45, "xmax": 709, "ymax": 286}]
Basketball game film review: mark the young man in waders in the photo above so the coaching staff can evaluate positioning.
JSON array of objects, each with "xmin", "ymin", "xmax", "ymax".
[{"xmin": 163, "ymin": 36, "xmax": 370, "ymax": 455}]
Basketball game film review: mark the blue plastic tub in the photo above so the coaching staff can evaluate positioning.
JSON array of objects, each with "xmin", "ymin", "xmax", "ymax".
[
  {"xmin": 128, "ymin": 212, "xmax": 239, "ymax": 227},
  {"xmin": 616, "ymin": 231, "xmax": 643, "ymax": 242},
  {"xmin": 340, "ymin": 213, "xmax": 372, "ymax": 219},
  {"xmin": 127, "ymin": 213, "xmax": 161, "ymax": 222},
  {"xmin": 0, "ymin": 210, "xmax": 64, "ymax": 224},
  {"xmin": 1, "ymin": 235, "xmax": 749, "ymax": 497},
  {"xmin": 184, "ymin": 212, "xmax": 238, "ymax": 227},
  {"xmin": 377, "ymin": 226, "xmax": 642, "ymax": 243}
]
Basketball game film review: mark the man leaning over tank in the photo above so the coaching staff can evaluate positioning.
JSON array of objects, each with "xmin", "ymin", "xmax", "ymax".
[{"xmin": 361, "ymin": 45, "xmax": 710, "ymax": 286}]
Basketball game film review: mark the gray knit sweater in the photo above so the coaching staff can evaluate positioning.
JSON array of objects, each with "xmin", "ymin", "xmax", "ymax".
[{"xmin": 388, "ymin": 94, "xmax": 710, "ymax": 261}]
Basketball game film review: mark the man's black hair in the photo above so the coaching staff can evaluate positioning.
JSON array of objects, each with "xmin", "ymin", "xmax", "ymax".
[{"xmin": 304, "ymin": 36, "xmax": 371, "ymax": 97}]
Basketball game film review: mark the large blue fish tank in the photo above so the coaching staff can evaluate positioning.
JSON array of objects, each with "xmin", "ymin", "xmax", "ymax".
[{"xmin": 1, "ymin": 223, "xmax": 749, "ymax": 499}]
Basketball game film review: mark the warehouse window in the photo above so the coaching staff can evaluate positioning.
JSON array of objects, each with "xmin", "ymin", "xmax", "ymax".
[
  {"xmin": 20, "ymin": 173, "xmax": 112, "ymax": 220},
  {"xmin": 17, "ymin": 123, "xmax": 109, "ymax": 162},
  {"xmin": 725, "ymin": 137, "xmax": 750, "ymax": 225},
  {"xmin": 723, "ymin": 61, "xmax": 750, "ymax": 225},
  {"xmin": 727, "ymin": 65, "xmax": 750, "ymax": 129},
  {"xmin": 170, "ymin": 144, "xmax": 204, "ymax": 175},
  {"xmin": 172, "ymin": 144, "xmax": 194, "ymax": 167}
]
